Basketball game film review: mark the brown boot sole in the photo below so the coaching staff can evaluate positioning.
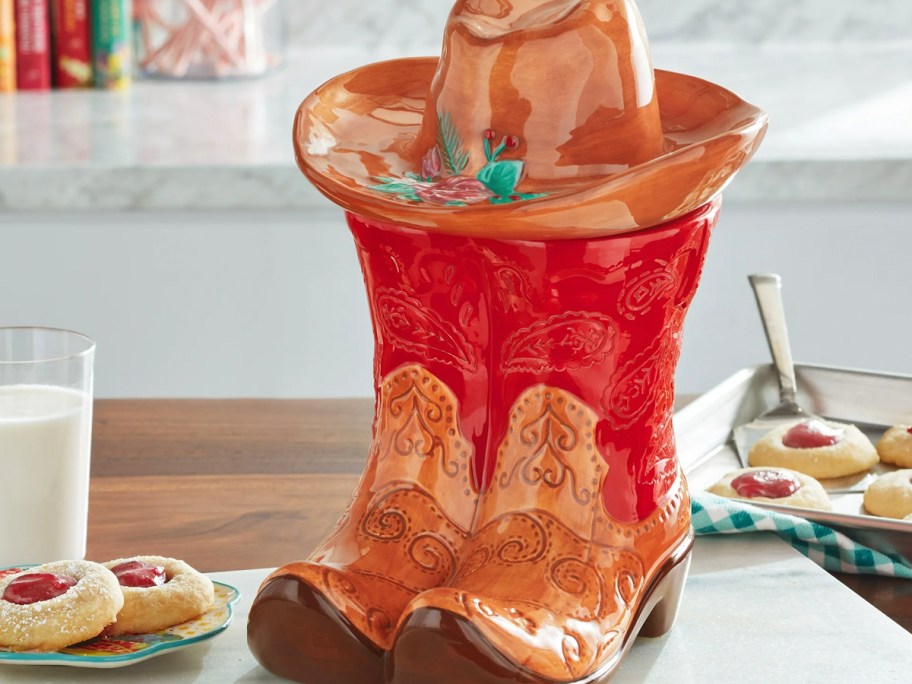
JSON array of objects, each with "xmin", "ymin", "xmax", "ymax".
[
  {"xmin": 388, "ymin": 542, "xmax": 693, "ymax": 684},
  {"xmin": 247, "ymin": 575, "xmax": 385, "ymax": 684}
]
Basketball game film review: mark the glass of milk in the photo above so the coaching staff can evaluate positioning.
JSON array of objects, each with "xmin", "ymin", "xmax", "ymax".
[{"xmin": 0, "ymin": 327, "xmax": 95, "ymax": 567}]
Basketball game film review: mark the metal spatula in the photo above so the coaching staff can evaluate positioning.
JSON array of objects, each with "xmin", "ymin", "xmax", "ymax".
[
  {"xmin": 732, "ymin": 273, "xmax": 813, "ymax": 467},
  {"xmin": 732, "ymin": 274, "xmax": 872, "ymax": 494}
]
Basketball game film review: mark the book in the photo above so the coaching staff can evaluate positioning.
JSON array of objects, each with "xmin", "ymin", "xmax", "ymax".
[
  {"xmin": 51, "ymin": 0, "xmax": 90, "ymax": 87},
  {"xmin": 0, "ymin": 0, "xmax": 15, "ymax": 91},
  {"xmin": 90, "ymin": 0, "xmax": 130, "ymax": 89},
  {"xmin": 14, "ymin": 0, "xmax": 51, "ymax": 90}
]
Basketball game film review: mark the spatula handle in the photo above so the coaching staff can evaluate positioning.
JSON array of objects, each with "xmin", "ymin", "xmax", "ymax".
[{"xmin": 748, "ymin": 274, "xmax": 799, "ymax": 406}]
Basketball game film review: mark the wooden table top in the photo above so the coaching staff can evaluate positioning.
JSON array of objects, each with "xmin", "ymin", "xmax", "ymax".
[{"xmin": 87, "ymin": 398, "xmax": 912, "ymax": 634}]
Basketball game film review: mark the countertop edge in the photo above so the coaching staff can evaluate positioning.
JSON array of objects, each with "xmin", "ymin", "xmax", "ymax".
[{"xmin": 3, "ymin": 159, "xmax": 912, "ymax": 211}]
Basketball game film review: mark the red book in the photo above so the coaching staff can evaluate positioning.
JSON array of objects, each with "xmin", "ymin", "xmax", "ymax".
[
  {"xmin": 15, "ymin": 0, "xmax": 50, "ymax": 90},
  {"xmin": 51, "ymin": 0, "xmax": 90, "ymax": 87}
]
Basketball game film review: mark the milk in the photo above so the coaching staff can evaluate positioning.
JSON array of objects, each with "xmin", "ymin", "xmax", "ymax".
[{"xmin": 0, "ymin": 384, "xmax": 92, "ymax": 566}]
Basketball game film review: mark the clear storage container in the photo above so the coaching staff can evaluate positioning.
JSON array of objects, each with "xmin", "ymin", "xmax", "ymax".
[{"xmin": 135, "ymin": 0, "xmax": 285, "ymax": 79}]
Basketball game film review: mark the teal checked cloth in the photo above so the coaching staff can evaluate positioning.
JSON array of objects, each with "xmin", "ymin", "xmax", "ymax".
[{"xmin": 691, "ymin": 491, "xmax": 912, "ymax": 579}]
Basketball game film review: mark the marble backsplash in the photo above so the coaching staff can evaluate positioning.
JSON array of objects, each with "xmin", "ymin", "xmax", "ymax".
[{"xmin": 287, "ymin": 0, "xmax": 912, "ymax": 49}]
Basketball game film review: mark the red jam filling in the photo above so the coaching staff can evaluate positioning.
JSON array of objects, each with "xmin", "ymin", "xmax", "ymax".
[
  {"xmin": 2, "ymin": 573, "xmax": 77, "ymax": 605},
  {"xmin": 732, "ymin": 469, "xmax": 802, "ymax": 499},
  {"xmin": 782, "ymin": 420, "xmax": 843, "ymax": 449},
  {"xmin": 111, "ymin": 560, "xmax": 167, "ymax": 588},
  {"xmin": 906, "ymin": 426, "xmax": 912, "ymax": 436}
]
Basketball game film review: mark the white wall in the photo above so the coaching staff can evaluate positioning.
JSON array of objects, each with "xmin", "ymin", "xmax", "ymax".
[
  {"xmin": 1, "ymin": 209, "xmax": 372, "ymax": 398},
  {"xmin": 2, "ymin": 202, "xmax": 910, "ymax": 398},
  {"xmin": 680, "ymin": 202, "xmax": 912, "ymax": 392},
  {"xmin": 286, "ymin": 0, "xmax": 912, "ymax": 49}
]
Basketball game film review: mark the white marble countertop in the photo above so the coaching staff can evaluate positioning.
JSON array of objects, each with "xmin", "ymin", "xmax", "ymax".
[
  {"xmin": 2, "ymin": 536, "xmax": 910, "ymax": 683},
  {"xmin": 1, "ymin": 43, "xmax": 911, "ymax": 210}
]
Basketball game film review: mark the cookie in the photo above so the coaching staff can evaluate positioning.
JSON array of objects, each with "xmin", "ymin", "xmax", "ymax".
[
  {"xmin": 708, "ymin": 466, "xmax": 832, "ymax": 511},
  {"xmin": 102, "ymin": 556, "xmax": 214, "ymax": 635},
  {"xmin": 876, "ymin": 425, "xmax": 912, "ymax": 468},
  {"xmin": 863, "ymin": 470, "xmax": 912, "ymax": 520},
  {"xmin": 748, "ymin": 419, "xmax": 878, "ymax": 479},
  {"xmin": 0, "ymin": 560, "xmax": 123, "ymax": 652}
]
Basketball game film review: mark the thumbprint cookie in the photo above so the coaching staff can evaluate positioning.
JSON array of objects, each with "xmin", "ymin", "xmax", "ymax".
[
  {"xmin": 102, "ymin": 556, "xmax": 214, "ymax": 635},
  {"xmin": 0, "ymin": 560, "xmax": 123, "ymax": 651}
]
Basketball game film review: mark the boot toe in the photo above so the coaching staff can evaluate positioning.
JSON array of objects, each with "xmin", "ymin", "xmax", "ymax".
[
  {"xmin": 247, "ymin": 564, "xmax": 398, "ymax": 684},
  {"xmin": 390, "ymin": 588, "xmax": 612, "ymax": 684}
]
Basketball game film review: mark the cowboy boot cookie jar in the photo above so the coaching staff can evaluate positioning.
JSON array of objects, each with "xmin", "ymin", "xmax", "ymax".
[{"xmin": 250, "ymin": 0, "xmax": 766, "ymax": 682}]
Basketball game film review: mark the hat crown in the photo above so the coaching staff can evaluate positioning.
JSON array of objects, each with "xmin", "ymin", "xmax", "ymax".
[
  {"xmin": 454, "ymin": 0, "xmax": 586, "ymax": 36},
  {"xmin": 414, "ymin": 0, "xmax": 665, "ymax": 187}
]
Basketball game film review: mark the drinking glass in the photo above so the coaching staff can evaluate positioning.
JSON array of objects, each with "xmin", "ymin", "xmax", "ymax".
[{"xmin": 0, "ymin": 327, "xmax": 95, "ymax": 566}]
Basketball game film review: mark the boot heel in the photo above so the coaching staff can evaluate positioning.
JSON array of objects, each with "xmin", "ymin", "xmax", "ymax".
[{"xmin": 639, "ymin": 554, "xmax": 691, "ymax": 639}]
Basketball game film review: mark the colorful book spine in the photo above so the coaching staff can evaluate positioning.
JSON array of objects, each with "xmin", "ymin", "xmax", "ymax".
[
  {"xmin": 0, "ymin": 0, "xmax": 15, "ymax": 91},
  {"xmin": 90, "ymin": 0, "xmax": 130, "ymax": 89},
  {"xmin": 14, "ymin": 0, "xmax": 51, "ymax": 90},
  {"xmin": 51, "ymin": 0, "xmax": 90, "ymax": 87}
]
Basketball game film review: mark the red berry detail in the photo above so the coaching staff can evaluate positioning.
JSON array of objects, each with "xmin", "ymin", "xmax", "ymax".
[
  {"xmin": 111, "ymin": 561, "xmax": 166, "ymax": 588},
  {"xmin": 3, "ymin": 573, "xmax": 77, "ymax": 605},
  {"xmin": 906, "ymin": 426, "xmax": 912, "ymax": 435},
  {"xmin": 483, "ymin": 129, "xmax": 496, "ymax": 141},
  {"xmin": 509, "ymin": 195, "xmax": 521, "ymax": 201},
  {"xmin": 504, "ymin": 135, "xmax": 519, "ymax": 149},
  {"xmin": 732, "ymin": 469, "xmax": 801, "ymax": 499},
  {"xmin": 782, "ymin": 420, "xmax": 843, "ymax": 448}
]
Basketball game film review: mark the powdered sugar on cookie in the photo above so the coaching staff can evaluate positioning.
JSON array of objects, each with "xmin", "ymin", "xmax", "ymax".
[{"xmin": 0, "ymin": 560, "xmax": 123, "ymax": 652}]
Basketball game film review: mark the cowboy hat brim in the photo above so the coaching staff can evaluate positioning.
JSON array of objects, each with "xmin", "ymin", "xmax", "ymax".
[{"xmin": 294, "ymin": 57, "xmax": 767, "ymax": 240}]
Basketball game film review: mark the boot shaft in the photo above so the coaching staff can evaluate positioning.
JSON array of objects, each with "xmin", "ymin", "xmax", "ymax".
[{"xmin": 348, "ymin": 199, "xmax": 718, "ymax": 524}]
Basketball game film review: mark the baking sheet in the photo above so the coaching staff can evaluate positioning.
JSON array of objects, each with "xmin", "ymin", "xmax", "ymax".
[{"xmin": 676, "ymin": 364, "xmax": 912, "ymax": 565}]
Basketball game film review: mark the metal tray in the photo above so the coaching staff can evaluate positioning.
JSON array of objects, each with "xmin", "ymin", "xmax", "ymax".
[{"xmin": 676, "ymin": 363, "xmax": 912, "ymax": 566}]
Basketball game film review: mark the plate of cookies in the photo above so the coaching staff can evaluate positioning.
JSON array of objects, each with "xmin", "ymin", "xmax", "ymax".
[
  {"xmin": 677, "ymin": 364, "xmax": 912, "ymax": 564},
  {"xmin": 0, "ymin": 556, "xmax": 240, "ymax": 668}
]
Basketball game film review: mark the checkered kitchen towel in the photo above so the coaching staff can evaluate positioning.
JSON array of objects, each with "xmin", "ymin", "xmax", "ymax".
[{"xmin": 691, "ymin": 491, "xmax": 912, "ymax": 579}]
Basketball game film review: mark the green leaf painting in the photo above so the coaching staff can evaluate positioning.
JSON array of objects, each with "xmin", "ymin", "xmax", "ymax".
[
  {"xmin": 477, "ymin": 160, "xmax": 523, "ymax": 198},
  {"xmin": 436, "ymin": 112, "xmax": 470, "ymax": 175},
  {"xmin": 367, "ymin": 116, "xmax": 547, "ymax": 207},
  {"xmin": 370, "ymin": 177, "xmax": 422, "ymax": 202}
]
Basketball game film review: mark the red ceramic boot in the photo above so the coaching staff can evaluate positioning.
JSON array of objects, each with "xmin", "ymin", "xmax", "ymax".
[
  {"xmin": 247, "ymin": 219, "xmax": 491, "ymax": 683},
  {"xmin": 388, "ymin": 200, "xmax": 718, "ymax": 684}
]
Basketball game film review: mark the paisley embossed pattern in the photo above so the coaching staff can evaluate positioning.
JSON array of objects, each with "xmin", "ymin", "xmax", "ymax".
[
  {"xmin": 602, "ymin": 336, "xmax": 671, "ymax": 430},
  {"xmin": 489, "ymin": 261, "xmax": 531, "ymax": 311},
  {"xmin": 618, "ymin": 266, "xmax": 677, "ymax": 320},
  {"xmin": 501, "ymin": 312, "xmax": 618, "ymax": 374},
  {"xmin": 377, "ymin": 290, "xmax": 478, "ymax": 371}
]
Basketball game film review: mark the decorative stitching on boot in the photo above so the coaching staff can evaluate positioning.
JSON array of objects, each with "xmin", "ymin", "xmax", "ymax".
[
  {"xmin": 494, "ymin": 387, "xmax": 602, "ymax": 512},
  {"xmin": 374, "ymin": 365, "xmax": 478, "ymax": 511}
]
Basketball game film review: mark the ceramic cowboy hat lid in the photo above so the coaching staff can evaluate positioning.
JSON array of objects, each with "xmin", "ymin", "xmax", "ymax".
[{"xmin": 294, "ymin": 0, "xmax": 768, "ymax": 240}]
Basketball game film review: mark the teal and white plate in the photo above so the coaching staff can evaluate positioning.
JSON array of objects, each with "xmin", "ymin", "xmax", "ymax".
[{"xmin": 0, "ymin": 566, "xmax": 240, "ymax": 668}]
